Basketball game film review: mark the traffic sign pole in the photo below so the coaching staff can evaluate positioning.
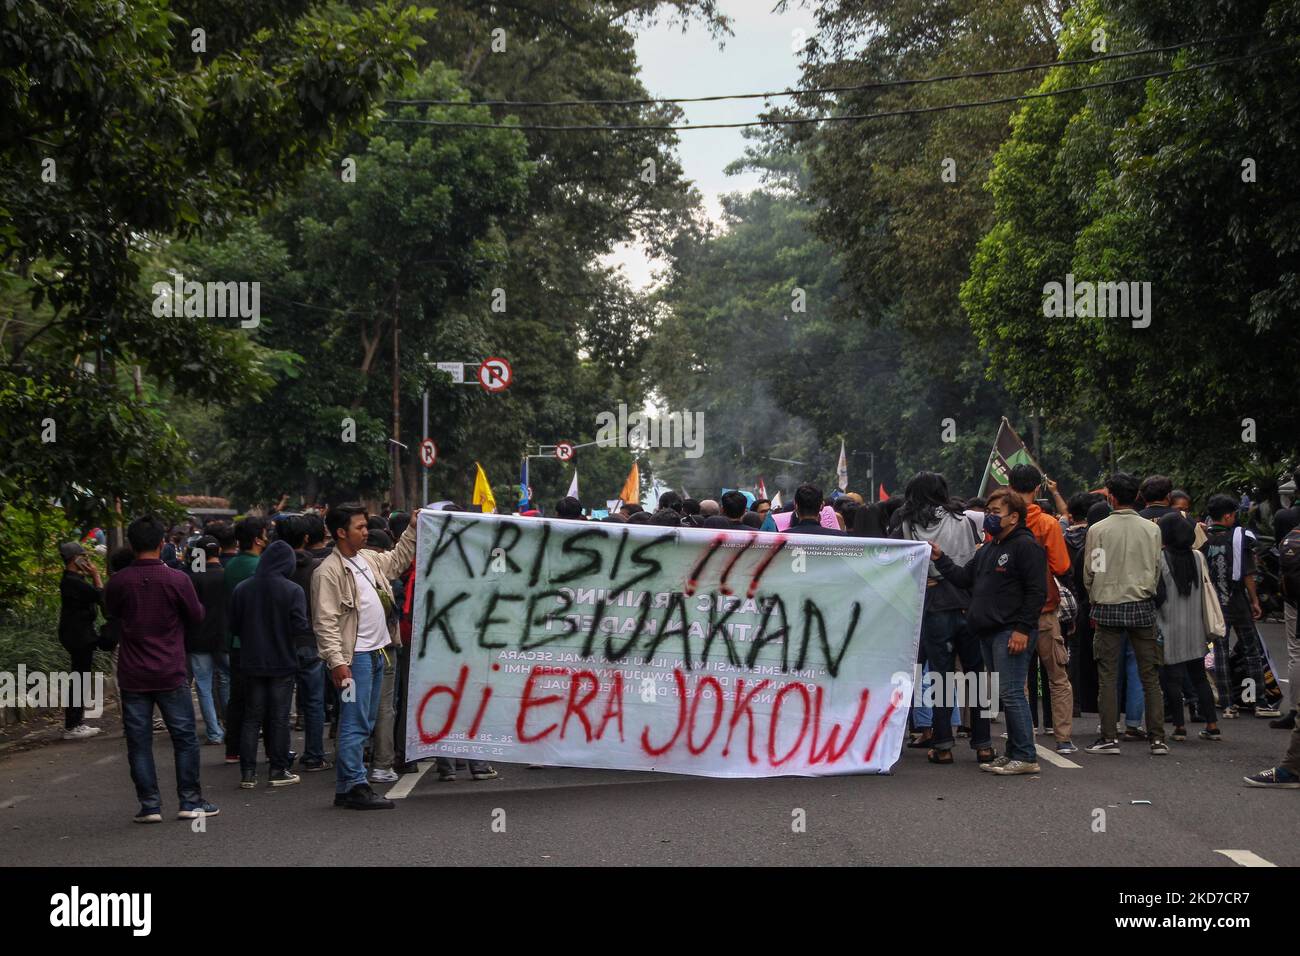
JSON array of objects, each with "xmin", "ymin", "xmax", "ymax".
[{"xmin": 421, "ymin": 388, "xmax": 429, "ymax": 506}]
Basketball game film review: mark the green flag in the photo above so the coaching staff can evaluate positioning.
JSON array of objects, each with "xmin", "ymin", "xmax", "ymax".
[{"xmin": 978, "ymin": 418, "xmax": 1039, "ymax": 497}]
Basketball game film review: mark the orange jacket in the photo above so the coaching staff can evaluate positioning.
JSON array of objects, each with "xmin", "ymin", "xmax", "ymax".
[{"xmin": 1025, "ymin": 503, "xmax": 1071, "ymax": 612}]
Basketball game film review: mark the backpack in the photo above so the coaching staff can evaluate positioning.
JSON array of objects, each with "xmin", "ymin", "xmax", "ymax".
[
  {"xmin": 1280, "ymin": 528, "xmax": 1300, "ymax": 605},
  {"xmin": 1055, "ymin": 577, "xmax": 1077, "ymax": 625}
]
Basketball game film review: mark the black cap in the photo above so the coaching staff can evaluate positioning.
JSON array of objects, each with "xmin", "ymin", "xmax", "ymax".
[{"xmin": 58, "ymin": 541, "xmax": 86, "ymax": 563}]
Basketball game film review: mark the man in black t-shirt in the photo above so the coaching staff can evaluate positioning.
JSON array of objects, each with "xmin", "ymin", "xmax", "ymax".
[{"xmin": 1137, "ymin": 475, "xmax": 1178, "ymax": 521}]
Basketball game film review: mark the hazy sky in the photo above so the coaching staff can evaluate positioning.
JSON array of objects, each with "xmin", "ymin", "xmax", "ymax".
[{"xmin": 602, "ymin": 1, "xmax": 811, "ymax": 289}]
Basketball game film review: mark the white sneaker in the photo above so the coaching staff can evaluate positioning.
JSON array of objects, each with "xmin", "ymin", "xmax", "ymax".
[
  {"xmin": 63, "ymin": 724, "xmax": 102, "ymax": 740},
  {"xmin": 369, "ymin": 768, "xmax": 399, "ymax": 784},
  {"xmin": 988, "ymin": 759, "xmax": 1041, "ymax": 775}
]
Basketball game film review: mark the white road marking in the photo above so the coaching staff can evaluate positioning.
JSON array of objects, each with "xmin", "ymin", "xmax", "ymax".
[
  {"xmin": 1035, "ymin": 744, "xmax": 1081, "ymax": 769},
  {"xmin": 1215, "ymin": 850, "xmax": 1276, "ymax": 868},
  {"xmin": 93, "ymin": 754, "xmax": 118, "ymax": 766},
  {"xmin": 50, "ymin": 773, "xmax": 77, "ymax": 785},
  {"xmin": 0, "ymin": 795, "xmax": 31, "ymax": 810},
  {"xmin": 385, "ymin": 762, "xmax": 432, "ymax": 800}
]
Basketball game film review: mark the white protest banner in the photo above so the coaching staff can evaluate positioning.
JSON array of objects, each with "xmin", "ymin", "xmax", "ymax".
[{"xmin": 405, "ymin": 511, "xmax": 927, "ymax": 777}]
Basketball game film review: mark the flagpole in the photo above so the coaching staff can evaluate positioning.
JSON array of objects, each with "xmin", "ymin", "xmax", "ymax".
[{"xmin": 977, "ymin": 417, "xmax": 1008, "ymax": 499}]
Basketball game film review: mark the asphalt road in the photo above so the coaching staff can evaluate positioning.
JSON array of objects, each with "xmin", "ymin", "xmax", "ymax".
[{"xmin": 2, "ymin": 626, "xmax": 1295, "ymax": 867}]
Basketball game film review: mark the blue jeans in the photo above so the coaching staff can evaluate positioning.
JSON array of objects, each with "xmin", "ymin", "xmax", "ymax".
[
  {"xmin": 336, "ymin": 649, "xmax": 386, "ymax": 794},
  {"xmin": 983, "ymin": 628, "xmax": 1037, "ymax": 762},
  {"xmin": 296, "ymin": 647, "xmax": 326, "ymax": 764},
  {"xmin": 122, "ymin": 685, "xmax": 203, "ymax": 813},
  {"xmin": 188, "ymin": 652, "xmax": 225, "ymax": 743},
  {"xmin": 1119, "ymin": 638, "xmax": 1143, "ymax": 725},
  {"xmin": 920, "ymin": 608, "xmax": 992, "ymax": 751},
  {"xmin": 213, "ymin": 651, "xmax": 231, "ymax": 713},
  {"xmin": 913, "ymin": 665, "xmax": 965, "ymax": 730}
]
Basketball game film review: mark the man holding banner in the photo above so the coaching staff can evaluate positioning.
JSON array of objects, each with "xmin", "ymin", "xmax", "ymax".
[
  {"xmin": 932, "ymin": 489, "xmax": 1047, "ymax": 776},
  {"xmin": 312, "ymin": 503, "xmax": 418, "ymax": 810},
  {"xmin": 404, "ymin": 502, "xmax": 930, "ymax": 777}
]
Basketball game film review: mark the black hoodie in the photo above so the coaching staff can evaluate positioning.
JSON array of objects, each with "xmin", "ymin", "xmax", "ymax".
[
  {"xmin": 289, "ymin": 549, "xmax": 320, "ymax": 649},
  {"xmin": 229, "ymin": 540, "xmax": 310, "ymax": 676},
  {"xmin": 934, "ymin": 525, "xmax": 1046, "ymax": 636}
]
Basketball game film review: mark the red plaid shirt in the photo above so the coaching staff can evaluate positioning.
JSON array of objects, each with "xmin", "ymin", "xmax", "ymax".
[{"xmin": 105, "ymin": 559, "xmax": 204, "ymax": 692}]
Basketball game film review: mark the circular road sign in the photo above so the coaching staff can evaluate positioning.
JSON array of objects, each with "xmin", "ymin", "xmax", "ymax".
[
  {"xmin": 555, "ymin": 441, "xmax": 575, "ymax": 462},
  {"xmin": 419, "ymin": 438, "xmax": 437, "ymax": 468},
  {"xmin": 478, "ymin": 356, "xmax": 513, "ymax": 393}
]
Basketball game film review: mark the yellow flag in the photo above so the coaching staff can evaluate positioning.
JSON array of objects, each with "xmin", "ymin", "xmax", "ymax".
[
  {"xmin": 618, "ymin": 461, "xmax": 640, "ymax": 505},
  {"xmin": 472, "ymin": 462, "xmax": 497, "ymax": 514}
]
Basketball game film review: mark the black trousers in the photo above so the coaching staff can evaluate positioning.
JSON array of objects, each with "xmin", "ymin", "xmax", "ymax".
[
  {"xmin": 225, "ymin": 648, "xmax": 268, "ymax": 759},
  {"xmin": 240, "ymin": 674, "xmax": 294, "ymax": 773},
  {"xmin": 1159, "ymin": 658, "xmax": 1216, "ymax": 727},
  {"xmin": 64, "ymin": 643, "xmax": 96, "ymax": 729},
  {"xmin": 393, "ymin": 644, "xmax": 411, "ymax": 768}
]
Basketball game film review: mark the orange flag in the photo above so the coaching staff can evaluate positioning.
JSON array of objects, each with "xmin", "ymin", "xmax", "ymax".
[{"xmin": 618, "ymin": 461, "xmax": 641, "ymax": 505}]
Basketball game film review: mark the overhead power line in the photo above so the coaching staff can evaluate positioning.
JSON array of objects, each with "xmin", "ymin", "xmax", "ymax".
[
  {"xmin": 384, "ymin": 30, "xmax": 1273, "ymax": 109},
  {"xmin": 378, "ymin": 46, "xmax": 1292, "ymax": 133}
]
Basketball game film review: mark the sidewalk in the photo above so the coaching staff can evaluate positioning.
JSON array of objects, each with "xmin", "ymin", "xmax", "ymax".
[{"xmin": 0, "ymin": 696, "xmax": 124, "ymax": 758}]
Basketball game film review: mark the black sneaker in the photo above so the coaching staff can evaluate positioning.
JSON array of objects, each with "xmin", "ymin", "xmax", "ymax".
[
  {"xmin": 269, "ymin": 769, "xmax": 300, "ymax": 788},
  {"xmin": 1269, "ymin": 710, "xmax": 1297, "ymax": 730},
  {"xmin": 339, "ymin": 783, "xmax": 395, "ymax": 810},
  {"xmin": 240, "ymin": 772, "xmax": 257, "ymax": 789},
  {"xmin": 1085, "ymin": 738, "xmax": 1120, "ymax": 755},
  {"xmin": 301, "ymin": 759, "xmax": 334, "ymax": 772}
]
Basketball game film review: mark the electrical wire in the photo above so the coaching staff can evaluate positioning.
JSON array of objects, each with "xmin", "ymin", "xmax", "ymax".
[
  {"xmin": 377, "ymin": 46, "xmax": 1292, "ymax": 133},
  {"xmin": 383, "ymin": 30, "xmax": 1274, "ymax": 109}
]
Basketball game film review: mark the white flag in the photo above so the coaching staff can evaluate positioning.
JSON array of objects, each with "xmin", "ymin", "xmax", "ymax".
[
  {"xmin": 567, "ymin": 468, "xmax": 579, "ymax": 499},
  {"xmin": 836, "ymin": 439, "xmax": 849, "ymax": 492},
  {"xmin": 771, "ymin": 491, "xmax": 783, "ymax": 509}
]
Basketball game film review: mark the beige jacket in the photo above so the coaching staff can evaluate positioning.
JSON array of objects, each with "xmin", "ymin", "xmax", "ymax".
[
  {"xmin": 1082, "ymin": 509, "xmax": 1162, "ymax": 606},
  {"xmin": 311, "ymin": 521, "xmax": 418, "ymax": 671}
]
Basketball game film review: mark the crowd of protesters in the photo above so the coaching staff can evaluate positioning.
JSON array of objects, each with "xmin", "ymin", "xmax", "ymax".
[
  {"xmin": 55, "ymin": 501, "xmax": 501, "ymax": 821},
  {"xmin": 53, "ymin": 465, "xmax": 1300, "ymax": 822}
]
